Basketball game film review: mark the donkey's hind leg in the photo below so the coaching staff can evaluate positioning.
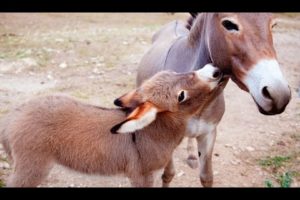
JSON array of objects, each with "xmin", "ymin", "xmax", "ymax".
[
  {"xmin": 6, "ymin": 153, "xmax": 53, "ymax": 187},
  {"xmin": 186, "ymin": 138, "xmax": 199, "ymax": 169}
]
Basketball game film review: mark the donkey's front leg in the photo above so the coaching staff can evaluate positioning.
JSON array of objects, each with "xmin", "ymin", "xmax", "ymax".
[
  {"xmin": 161, "ymin": 157, "xmax": 175, "ymax": 187},
  {"xmin": 196, "ymin": 126, "xmax": 217, "ymax": 187}
]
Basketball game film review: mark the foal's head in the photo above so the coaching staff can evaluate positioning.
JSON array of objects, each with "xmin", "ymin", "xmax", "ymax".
[{"xmin": 111, "ymin": 64, "xmax": 224, "ymax": 134}]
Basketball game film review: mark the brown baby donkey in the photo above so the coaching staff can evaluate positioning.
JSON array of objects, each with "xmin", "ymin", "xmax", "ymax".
[{"xmin": 0, "ymin": 64, "xmax": 225, "ymax": 187}]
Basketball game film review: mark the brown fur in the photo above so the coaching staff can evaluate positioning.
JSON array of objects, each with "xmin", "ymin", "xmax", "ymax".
[
  {"xmin": 136, "ymin": 13, "xmax": 291, "ymax": 187},
  {"xmin": 0, "ymin": 68, "xmax": 222, "ymax": 187}
]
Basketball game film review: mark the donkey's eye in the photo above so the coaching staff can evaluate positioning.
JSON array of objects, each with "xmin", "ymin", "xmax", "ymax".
[
  {"xmin": 178, "ymin": 90, "xmax": 188, "ymax": 103},
  {"xmin": 222, "ymin": 20, "xmax": 239, "ymax": 31}
]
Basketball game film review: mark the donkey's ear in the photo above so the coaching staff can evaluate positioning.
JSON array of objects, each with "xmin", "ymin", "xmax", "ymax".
[
  {"xmin": 111, "ymin": 102, "xmax": 159, "ymax": 134},
  {"xmin": 189, "ymin": 12, "xmax": 198, "ymax": 18},
  {"xmin": 114, "ymin": 90, "xmax": 142, "ymax": 108}
]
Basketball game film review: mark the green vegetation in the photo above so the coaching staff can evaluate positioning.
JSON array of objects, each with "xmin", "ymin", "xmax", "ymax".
[{"xmin": 259, "ymin": 156, "xmax": 291, "ymax": 170}]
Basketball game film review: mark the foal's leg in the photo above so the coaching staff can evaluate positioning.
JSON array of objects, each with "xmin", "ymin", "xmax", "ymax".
[
  {"xmin": 196, "ymin": 126, "xmax": 217, "ymax": 187},
  {"xmin": 161, "ymin": 157, "xmax": 175, "ymax": 187},
  {"xmin": 7, "ymin": 153, "xmax": 53, "ymax": 187},
  {"xmin": 130, "ymin": 173, "xmax": 154, "ymax": 187}
]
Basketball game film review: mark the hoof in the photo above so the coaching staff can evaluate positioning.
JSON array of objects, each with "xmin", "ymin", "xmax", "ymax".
[
  {"xmin": 187, "ymin": 155, "xmax": 198, "ymax": 169},
  {"xmin": 200, "ymin": 177, "xmax": 213, "ymax": 187}
]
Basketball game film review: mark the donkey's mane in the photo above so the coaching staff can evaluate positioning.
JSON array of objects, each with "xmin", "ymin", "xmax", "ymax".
[{"xmin": 185, "ymin": 13, "xmax": 198, "ymax": 30}]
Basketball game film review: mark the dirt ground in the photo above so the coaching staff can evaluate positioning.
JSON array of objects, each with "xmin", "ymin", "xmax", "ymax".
[{"xmin": 0, "ymin": 13, "xmax": 299, "ymax": 187}]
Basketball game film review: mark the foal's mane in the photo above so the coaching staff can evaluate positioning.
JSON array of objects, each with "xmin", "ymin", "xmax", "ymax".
[{"xmin": 186, "ymin": 12, "xmax": 198, "ymax": 30}]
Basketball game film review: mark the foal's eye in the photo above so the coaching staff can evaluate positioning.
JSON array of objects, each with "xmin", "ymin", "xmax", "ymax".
[
  {"xmin": 178, "ymin": 90, "xmax": 188, "ymax": 103},
  {"xmin": 222, "ymin": 20, "xmax": 239, "ymax": 31}
]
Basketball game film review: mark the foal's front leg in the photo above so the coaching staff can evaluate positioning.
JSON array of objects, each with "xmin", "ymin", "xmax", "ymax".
[
  {"xmin": 161, "ymin": 157, "xmax": 175, "ymax": 187},
  {"xmin": 196, "ymin": 126, "xmax": 217, "ymax": 187}
]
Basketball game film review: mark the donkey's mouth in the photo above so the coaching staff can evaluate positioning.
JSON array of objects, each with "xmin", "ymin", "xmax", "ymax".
[{"xmin": 252, "ymin": 95, "xmax": 287, "ymax": 115}]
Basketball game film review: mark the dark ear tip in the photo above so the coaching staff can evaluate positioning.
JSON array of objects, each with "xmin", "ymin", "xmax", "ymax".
[
  {"xmin": 110, "ymin": 126, "xmax": 119, "ymax": 134},
  {"xmin": 110, "ymin": 120, "xmax": 128, "ymax": 134},
  {"xmin": 114, "ymin": 98, "xmax": 123, "ymax": 107}
]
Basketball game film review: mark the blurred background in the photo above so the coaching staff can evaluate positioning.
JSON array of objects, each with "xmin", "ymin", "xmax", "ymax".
[{"xmin": 0, "ymin": 13, "xmax": 299, "ymax": 187}]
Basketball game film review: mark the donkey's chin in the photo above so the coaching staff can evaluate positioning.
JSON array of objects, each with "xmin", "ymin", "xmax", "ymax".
[{"xmin": 252, "ymin": 97, "xmax": 288, "ymax": 115}]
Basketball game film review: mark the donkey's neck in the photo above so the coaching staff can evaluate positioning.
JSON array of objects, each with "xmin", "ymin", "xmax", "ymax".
[{"xmin": 187, "ymin": 14, "xmax": 212, "ymax": 69}]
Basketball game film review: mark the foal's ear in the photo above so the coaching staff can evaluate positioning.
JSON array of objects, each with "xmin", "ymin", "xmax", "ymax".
[
  {"xmin": 114, "ymin": 90, "xmax": 142, "ymax": 108},
  {"xmin": 111, "ymin": 102, "xmax": 160, "ymax": 134}
]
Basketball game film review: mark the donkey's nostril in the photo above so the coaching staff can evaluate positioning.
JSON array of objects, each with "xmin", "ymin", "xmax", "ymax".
[
  {"xmin": 262, "ymin": 86, "xmax": 272, "ymax": 100},
  {"xmin": 212, "ymin": 70, "xmax": 221, "ymax": 79}
]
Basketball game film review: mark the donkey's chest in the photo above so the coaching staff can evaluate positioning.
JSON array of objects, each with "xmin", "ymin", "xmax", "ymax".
[{"xmin": 185, "ymin": 118, "xmax": 216, "ymax": 138}]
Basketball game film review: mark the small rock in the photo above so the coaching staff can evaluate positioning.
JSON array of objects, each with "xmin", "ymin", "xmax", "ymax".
[
  {"xmin": 230, "ymin": 160, "xmax": 239, "ymax": 165},
  {"xmin": 214, "ymin": 153, "xmax": 220, "ymax": 157},
  {"xmin": 29, "ymin": 71, "xmax": 36, "ymax": 76},
  {"xmin": 225, "ymin": 144, "xmax": 232, "ymax": 148},
  {"xmin": 47, "ymin": 74, "xmax": 53, "ymax": 80},
  {"xmin": 122, "ymin": 41, "xmax": 129, "ymax": 45},
  {"xmin": 176, "ymin": 170, "xmax": 185, "ymax": 177},
  {"xmin": 92, "ymin": 68, "xmax": 103, "ymax": 75},
  {"xmin": 59, "ymin": 62, "xmax": 67, "ymax": 69},
  {"xmin": 213, "ymin": 171, "xmax": 219, "ymax": 175},
  {"xmin": 246, "ymin": 146, "xmax": 255, "ymax": 152}
]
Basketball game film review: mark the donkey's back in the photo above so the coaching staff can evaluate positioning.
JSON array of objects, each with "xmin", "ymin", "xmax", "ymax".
[{"xmin": 137, "ymin": 20, "xmax": 189, "ymax": 86}]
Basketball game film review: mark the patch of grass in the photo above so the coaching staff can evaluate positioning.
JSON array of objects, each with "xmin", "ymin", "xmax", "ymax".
[
  {"xmin": 259, "ymin": 156, "xmax": 291, "ymax": 170},
  {"xmin": 264, "ymin": 172, "xmax": 295, "ymax": 188},
  {"xmin": 277, "ymin": 172, "xmax": 293, "ymax": 188},
  {"xmin": 264, "ymin": 179, "xmax": 274, "ymax": 188},
  {"xmin": 0, "ymin": 179, "xmax": 5, "ymax": 188}
]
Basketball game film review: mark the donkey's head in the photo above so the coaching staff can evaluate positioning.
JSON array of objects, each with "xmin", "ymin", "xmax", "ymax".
[
  {"xmin": 202, "ymin": 13, "xmax": 291, "ymax": 115},
  {"xmin": 111, "ymin": 64, "xmax": 224, "ymax": 134}
]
